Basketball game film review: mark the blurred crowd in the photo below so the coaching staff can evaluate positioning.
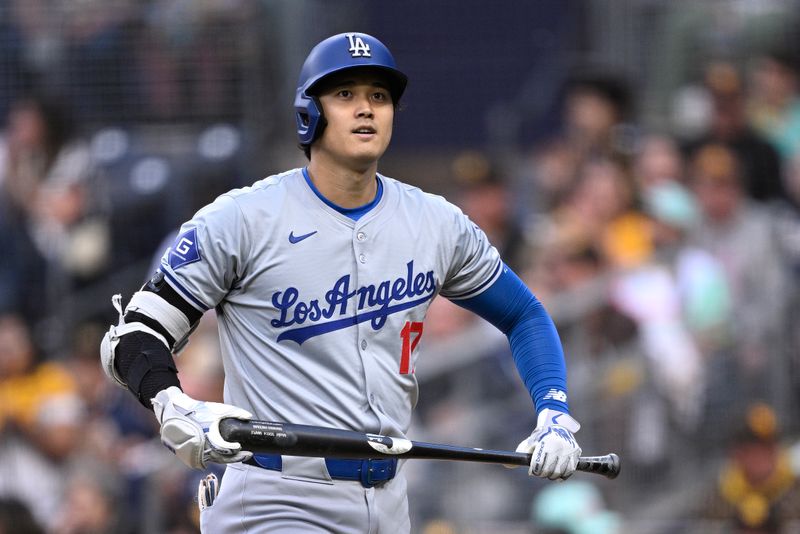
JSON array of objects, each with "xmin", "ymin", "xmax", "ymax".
[
  {"xmin": 411, "ymin": 50, "xmax": 800, "ymax": 532},
  {"xmin": 0, "ymin": 1, "xmax": 799, "ymax": 534}
]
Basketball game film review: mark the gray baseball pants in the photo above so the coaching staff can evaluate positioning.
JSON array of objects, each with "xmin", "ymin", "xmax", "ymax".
[{"xmin": 200, "ymin": 456, "xmax": 410, "ymax": 533}]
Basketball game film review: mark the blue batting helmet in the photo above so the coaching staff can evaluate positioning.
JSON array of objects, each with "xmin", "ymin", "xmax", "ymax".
[{"xmin": 294, "ymin": 32, "xmax": 408, "ymax": 146}]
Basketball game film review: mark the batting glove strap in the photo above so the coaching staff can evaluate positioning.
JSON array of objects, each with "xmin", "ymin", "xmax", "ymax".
[
  {"xmin": 152, "ymin": 386, "xmax": 254, "ymax": 470},
  {"xmin": 516, "ymin": 409, "xmax": 582, "ymax": 480}
]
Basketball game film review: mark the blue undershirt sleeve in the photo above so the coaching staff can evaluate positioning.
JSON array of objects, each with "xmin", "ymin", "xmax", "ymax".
[{"xmin": 452, "ymin": 264, "xmax": 570, "ymax": 414}]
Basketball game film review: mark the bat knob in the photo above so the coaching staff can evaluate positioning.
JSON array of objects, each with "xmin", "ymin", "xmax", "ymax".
[
  {"xmin": 577, "ymin": 453, "xmax": 621, "ymax": 479},
  {"xmin": 606, "ymin": 453, "xmax": 620, "ymax": 479}
]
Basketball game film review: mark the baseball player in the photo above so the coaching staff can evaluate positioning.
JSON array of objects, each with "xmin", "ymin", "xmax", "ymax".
[{"xmin": 100, "ymin": 32, "xmax": 582, "ymax": 533}]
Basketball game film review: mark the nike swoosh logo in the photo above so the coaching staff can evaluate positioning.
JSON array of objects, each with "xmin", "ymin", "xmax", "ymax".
[{"xmin": 289, "ymin": 230, "xmax": 317, "ymax": 244}]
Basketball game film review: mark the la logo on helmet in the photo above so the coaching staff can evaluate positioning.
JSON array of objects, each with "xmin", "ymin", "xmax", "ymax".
[{"xmin": 346, "ymin": 34, "xmax": 371, "ymax": 57}]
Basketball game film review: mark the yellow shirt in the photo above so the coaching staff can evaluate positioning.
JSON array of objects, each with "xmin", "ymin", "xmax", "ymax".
[{"xmin": 0, "ymin": 362, "xmax": 78, "ymax": 430}]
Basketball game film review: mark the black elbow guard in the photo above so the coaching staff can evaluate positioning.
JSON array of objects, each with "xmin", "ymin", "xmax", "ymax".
[{"xmin": 116, "ymin": 331, "xmax": 181, "ymax": 410}]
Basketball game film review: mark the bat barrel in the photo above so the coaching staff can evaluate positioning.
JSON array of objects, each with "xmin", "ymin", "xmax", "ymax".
[{"xmin": 219, "ymin": 418, "xmax": 385, "ymax": 459}]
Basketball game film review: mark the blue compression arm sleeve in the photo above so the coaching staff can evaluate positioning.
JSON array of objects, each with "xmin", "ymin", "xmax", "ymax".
[{"xmin": 453, "ymin": 264, "xmax": 570, "ymax": 414}]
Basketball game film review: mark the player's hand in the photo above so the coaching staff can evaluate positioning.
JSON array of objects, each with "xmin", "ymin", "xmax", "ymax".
[
  {"xmin": 516, "ymin": 408, "xmax": 581, "ymax": 480},
  {"xmin": 151, "ymin": 386, "xmax": 253, "ymax": 470}
]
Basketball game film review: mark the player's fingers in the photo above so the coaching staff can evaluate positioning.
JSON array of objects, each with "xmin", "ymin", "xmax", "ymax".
[
  {"xmin": 205, "ymin": 447, "xmax": 251, "ymax": 465},
  {"xmin": 515, "ymin": 437, "xmax": 534, "ymax": 454},
  {"xmin": 231, "ymin": 450, "xmax": 253, "ymax": 463},
  {"xmin": 549, "ymin": 455, "xmax": 570, "ymax": 480},
  {"xmin": 530, "ymin": 446, "xmax": 550, "ymax": 477},
  {"xmin": 563, "ymin": 453, "xmax": 580, "ymax": 479},
  {"xmin": 207, "ymin": 411, "xmax": 251, "ymax": 451},
  {"xmin": 542, "ymin": 453, "xmax": 559, "ymax": 478}
]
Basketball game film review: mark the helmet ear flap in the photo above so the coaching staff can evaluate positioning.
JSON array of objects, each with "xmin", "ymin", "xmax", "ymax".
[
  {"xmin": 294, "ymin": 93, "xmax": 324, "ymax": 145},
  {"xmin": 295, "ymin": 95, "xmax": 327, "ymax": 148}
]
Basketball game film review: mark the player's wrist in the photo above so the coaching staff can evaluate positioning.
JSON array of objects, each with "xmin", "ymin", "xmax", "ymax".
[
  {"xmin": 152, "ymin": 386, "xmax": 186, "ymax": 420},
  {"xmin": 537, "ymin": 408, "xmax": 580, "ymax": 433},
  {"xmin": 141, "ymin": 372, "xmax": 182, "ymax": 412}
]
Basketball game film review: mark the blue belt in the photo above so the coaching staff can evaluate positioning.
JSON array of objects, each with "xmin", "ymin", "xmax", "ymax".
[{"xmin": 245, "ymin": 454, "xmax": 397, "ymax": 488}]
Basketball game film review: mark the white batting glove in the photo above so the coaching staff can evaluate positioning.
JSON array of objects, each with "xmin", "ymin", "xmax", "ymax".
[
  {"xmin": 516, "ymin": 408, "xmax": 582, "ymax": 480},
  {"xmin": 151, "ymin": 386, "xmax": 253, "ymax": 470}
]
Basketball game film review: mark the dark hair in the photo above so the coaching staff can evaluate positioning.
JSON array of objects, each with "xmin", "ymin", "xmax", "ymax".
[
  {"xmin": 300, "ymin": 141, "xmax": 313, "ymax": 160},
  {"xmin": 763, "ymin": 45, "xmax": 800, "ymax": 73},
  {"xmin": 563, "ymin": 70, "xmax": 633, "ymax": 121},
  {"xmin": 0, "ymin": 498, "xmax": 44, "ymax": 534}
]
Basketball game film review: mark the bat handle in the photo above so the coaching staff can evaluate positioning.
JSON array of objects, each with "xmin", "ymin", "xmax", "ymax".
[{"xmin": 577, "ymin": 454, "xmax": 620, "ymax": 479}]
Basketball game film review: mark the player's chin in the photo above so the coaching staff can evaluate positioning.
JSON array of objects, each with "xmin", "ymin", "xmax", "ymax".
[{"xmin": 347, "ymin": 140, "xmax": 388, "ymax": 162}]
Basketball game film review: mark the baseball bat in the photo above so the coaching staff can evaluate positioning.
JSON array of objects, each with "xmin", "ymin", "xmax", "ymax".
[{"xmin": 218, "ymin": 418, "xmax": 620, "ymax": 479}]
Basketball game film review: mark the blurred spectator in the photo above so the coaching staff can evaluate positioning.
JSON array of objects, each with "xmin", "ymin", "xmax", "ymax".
[
  {"xmin": 64, "ymin": 321, "xmax": 157, "ymax": 462},
  {"xmin": 0, "ymin": 94, "xmax": 109, "ymax": 303},
  {"xmin": 526, "ymin": 139, "xmax": 581, "ymax": 214},
  {"xmin": 651, "ymin": 0, "xmax": 797, "ymax": 129},
  {"xmin": 772, "ymin": 152, "xmax": 800, "ymax": 408},
  {"xmin": 174, "ymin": 312, "xmax": 225, "ymax": 403},
  {"xmin": 784, "ymin": 151, "xmax": 800, "ymax": 214},
  {"xmin": 561, "ymin": 71, "xmax": 636, "ymax": 160},
  {"xmin": 53, "ymin": 466, "xmax": 132, "ymax": 534},
  {"xmin": 452, "ymin": 151, "xmax": 527, "ymax": 271},
  {"xmin": 614, "ymin": 181, "xmax": 732, "ymax": 465},
  {"xmin": 0, "ymin": 314, "xmax": 79, "ymax": 437},
  {"xmin": 549, "ymin": 155, "xmax": 651, "ymax": 270},
  {"xmin": 687, "ymin": 143, "xmax": 789, "ymax": 405},
  {"xmin": 634, "ymin": 134, "xmax": 686, "ymax": 190},
  {"xmin": 684, "ymin": 62, "xmax": 786, "ymax": 204},
  {"xmin": 697, "ymin": 403, "xmax": 800, "ymax": 532},
  {"xmin": 0, "ymin": 314, "xmax": 87, "ymax": 531},
  {"xmin": 642, "ymin": 181, "xmax": 731, "ymax": 350},
  {"xmin": 525, "ymin": 71, "xmax": 636, "ymax": 219},
  {"xmin": 610, "ymin": 242, "xmax": 705, "ymax": 436},
  {"xmin": 748, "ymin": 47, "xmax": 800, "ymax": 165}
]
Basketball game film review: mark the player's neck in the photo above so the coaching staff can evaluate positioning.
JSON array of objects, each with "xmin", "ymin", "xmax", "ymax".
[{"xmin": 306, "ymin": 159, "xmax": 379, "ymax": 208}]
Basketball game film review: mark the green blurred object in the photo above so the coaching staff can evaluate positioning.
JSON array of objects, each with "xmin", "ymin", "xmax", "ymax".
[
  {"xmin": 676, "ymin": 248, "xmax": 733, "ymax": 333},
  {"xmin": 643, "ymin": 181, "xmax": 699, "ymax": 230},
  {"xmin": 531, "ymin": 480, "xmax": 622, "ymax": 534}
]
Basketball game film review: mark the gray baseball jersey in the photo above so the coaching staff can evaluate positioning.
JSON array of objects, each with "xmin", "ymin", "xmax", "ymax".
[
  {"xmin": 160, "ymin": 167, "xmax": 501, "ymax": 437},
  {"xmin": 159, "ymin": 168, "xmax": 502, "ymax": 533}
]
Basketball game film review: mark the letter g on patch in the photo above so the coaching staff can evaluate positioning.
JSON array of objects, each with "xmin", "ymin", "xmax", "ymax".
[{"xmin": 168, "ymin": 228, "xmax": 201, "ymax": 269}]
